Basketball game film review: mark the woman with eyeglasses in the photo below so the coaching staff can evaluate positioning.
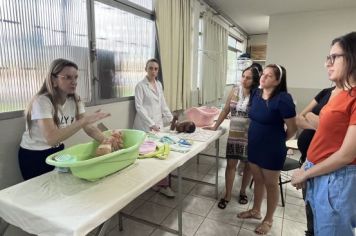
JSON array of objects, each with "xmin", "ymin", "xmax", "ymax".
[
  {"xmin": 133, "ymin": 58, "xmax": 175, "ymax": 198},
  {"xmin": 292, "ymin": 32, "xmax": 356, "ymax": 236},
  {"xmin": 237, "ymin": 64, "xmax": 297, "ymax": 235},
  {"xmin": 296, "ymin": 85, "xmax": 339, "ymax": 236},
  {"xmin": 18, "ymin": 58, "xmax": 110, "ymax": 180}
]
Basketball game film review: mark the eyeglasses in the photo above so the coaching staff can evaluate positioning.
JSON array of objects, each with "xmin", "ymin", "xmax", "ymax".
[
  {"xmin": 326, "ymin": 53, "xmax": 344, "ymax": 65},
  {"xmin": 56, "ymin": 74, "xmax": 78, "ymax": 81}
]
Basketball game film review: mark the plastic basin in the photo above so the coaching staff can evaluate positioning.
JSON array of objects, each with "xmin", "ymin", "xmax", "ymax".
[{"xmin": 46, "ymin": 129, "xmax": 146, "ymax": 181}]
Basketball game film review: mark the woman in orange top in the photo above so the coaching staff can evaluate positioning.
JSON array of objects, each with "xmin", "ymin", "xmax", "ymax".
[{"xmin": 292, "ymin": 32, "xmax": 356, "ymax": 236}]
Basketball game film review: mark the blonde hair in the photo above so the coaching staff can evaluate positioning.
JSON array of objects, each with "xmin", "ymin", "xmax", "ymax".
[{"xmin": 26, "ymin": 58, "xmax": 80, "ymax": 133}]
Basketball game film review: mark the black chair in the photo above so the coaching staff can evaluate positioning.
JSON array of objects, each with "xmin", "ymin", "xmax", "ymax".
[{"xmin": 279, "ymin": 157, "xmax": 301, "ymax": 207}]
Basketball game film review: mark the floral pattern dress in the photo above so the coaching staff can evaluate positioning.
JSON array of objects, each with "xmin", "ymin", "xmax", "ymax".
[{"xmin": 226, "ymin": 86, "xmax": 250, "ymax": 161}]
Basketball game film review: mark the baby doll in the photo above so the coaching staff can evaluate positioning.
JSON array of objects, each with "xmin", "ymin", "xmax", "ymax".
[
  {"xmin": 95, "ymin": 130, "xmax": 124, "ymax": 156},
  {"xmin": 170, "ymin": 115, "xmax": 196, "ymax": 133}
]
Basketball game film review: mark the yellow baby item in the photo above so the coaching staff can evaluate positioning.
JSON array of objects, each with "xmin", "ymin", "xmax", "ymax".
[{"xmin": 138, "ymin": 144, "xmax": 170, "ymax": 160}]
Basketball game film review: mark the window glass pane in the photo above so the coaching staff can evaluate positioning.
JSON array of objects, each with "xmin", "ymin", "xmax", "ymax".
[
  {"xmin": 0, "ymin": 0, "xmax": 90, "ymax": 113},
  {"xmin": 94, "ymin": 1, "xmax": 155, "ymax": 99},
  {"xmin": 126, "ymin": 0, "xmax": 152, "ymax": 10},
  {"xmin": 226, "ymin": 50, "xmax": 238, "ymax": 85},
  {"xmin": 228, "ymin": 36, "xmax": 236, "ymax": 48},
  {"xmin": 226, "ymin": 35, "xmax": 246, "ymax": 85},
  {"xmin": 236, "ymin": 40, "xmax": 244, "ymax": 52}
]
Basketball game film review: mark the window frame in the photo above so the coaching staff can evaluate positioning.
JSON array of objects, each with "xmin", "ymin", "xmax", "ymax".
[
  {"xmin": 86, "ymin": 0, "xmax": 156, "ymax": 106},
  {"xmin": 226, "ymin": 35, "xmax": 242, "ymax": 86}
]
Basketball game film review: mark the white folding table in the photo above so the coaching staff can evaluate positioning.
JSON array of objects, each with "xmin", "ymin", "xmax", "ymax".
[{"xmin": 0, "ymin": 125, "xmax": 227, "ymax": 236}]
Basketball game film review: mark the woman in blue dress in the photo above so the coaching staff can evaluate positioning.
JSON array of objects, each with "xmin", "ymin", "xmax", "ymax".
[{"xmin": 237, "ymin": 64, "xmax": 297, "ymax": 235}]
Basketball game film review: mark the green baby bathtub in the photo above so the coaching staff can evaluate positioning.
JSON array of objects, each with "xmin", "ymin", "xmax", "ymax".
[{"xmin": 46, "ymin": 129, "xmax": 146, "ymax": 181}]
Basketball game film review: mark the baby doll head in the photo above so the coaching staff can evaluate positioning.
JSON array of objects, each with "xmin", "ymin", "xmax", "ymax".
[{"xmin": 176, "ymin": 121, "xmax": 196, "ymax": 133}]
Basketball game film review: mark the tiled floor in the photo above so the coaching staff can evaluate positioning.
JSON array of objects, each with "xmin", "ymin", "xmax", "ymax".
[
  {"xmin": 100, "ymin": 140, "xmax": 307, "ymax": 236},
  {"xmin": 106, "ymin": 163, "xmax": 305, "ymax": 236},
  {"xmin": 3, "ymin": 138, "xmax": 307, "ymax": 236}
]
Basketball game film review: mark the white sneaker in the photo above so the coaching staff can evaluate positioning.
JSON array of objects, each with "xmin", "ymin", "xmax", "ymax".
[{"xmin": 159, "ymin": 186, "xmax": 175, "ymax": 198}]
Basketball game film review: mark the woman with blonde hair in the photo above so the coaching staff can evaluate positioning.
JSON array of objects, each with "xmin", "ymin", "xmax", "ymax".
[{"xmin": 18, "ymin": 58, "xmax": 110, "ymax": 180}]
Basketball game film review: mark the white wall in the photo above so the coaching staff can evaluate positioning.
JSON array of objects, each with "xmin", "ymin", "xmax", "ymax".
[
  {"xmin": 267, "ymin": 8, "xmax": 356, "ymax": 111},
  {"xmin": 0, "ymin": 100, "xmax": 135, "ymax": 190},
  {"xmin": 267, "ymin": 8, "xmax": 356, "ymax": 89}
]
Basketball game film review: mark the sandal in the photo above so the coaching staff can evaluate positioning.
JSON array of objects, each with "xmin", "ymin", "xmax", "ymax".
[
  {"xmin": 237, "ymin": 209, "xmax": 262, "ymax": 219},
  {"xmin": 255, "ymin": 220, "xmax": 273, "ymax": 235},
  {"xmin": 217, "ymin": 198, "xmax": 229, "ymax": 209},
  {"xmin": 238, "ymin": 193, "xmax": 248, "ymax": 205}
]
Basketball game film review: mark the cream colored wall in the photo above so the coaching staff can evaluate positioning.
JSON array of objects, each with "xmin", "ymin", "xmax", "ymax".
[
  {"xmin": 267, "ymin": 8, "xmax": 356, "ymax": 111},
  {"xmin": 0, "ymin": 100, "xmax": 135, "ymax": 190}
]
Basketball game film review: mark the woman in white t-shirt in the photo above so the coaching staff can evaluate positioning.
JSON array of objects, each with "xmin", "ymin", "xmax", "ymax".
[{"xmin": 18, "ymin": 58, "xmax": 110, "ymax": 180}]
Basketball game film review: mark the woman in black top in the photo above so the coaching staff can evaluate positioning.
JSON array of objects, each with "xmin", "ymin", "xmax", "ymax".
[{"xmin": 296, "ymin": 86, "xmax": 338, "ymax": 236}]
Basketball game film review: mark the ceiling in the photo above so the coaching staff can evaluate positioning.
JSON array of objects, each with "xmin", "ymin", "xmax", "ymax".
[{"xmin": 206, "ymin": 0, "xmax": 356, "ymax": 35}]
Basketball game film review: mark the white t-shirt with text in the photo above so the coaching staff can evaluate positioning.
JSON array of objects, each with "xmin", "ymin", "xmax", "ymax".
[{"xmin": 20, "ymin": 95, "xmax": 85, "ymax": 150}]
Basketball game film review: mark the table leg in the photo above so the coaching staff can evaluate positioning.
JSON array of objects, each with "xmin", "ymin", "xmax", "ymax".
[
  {"xmin": 0, "ymin": 219, "xmax": 9, "ymax": 236},
  {"xmin": 177, "ymin": 167, "xmax": 183, "ymax": 236},
  {"xmin": 118, "ymin": 212, "xmax": 123, "ymax": 231},
  {"xmin": 215, "ymin": 139, "xmax": 219, "ymax": 199},
  {"xmin": 95, "ymin": 219, "xmax": 111, "ymax": 236}
]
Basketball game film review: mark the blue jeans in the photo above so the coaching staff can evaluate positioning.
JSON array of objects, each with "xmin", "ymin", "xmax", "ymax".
[{"xmin": 305, "ymin": 160, "xmax": 356, "ymax": 236}]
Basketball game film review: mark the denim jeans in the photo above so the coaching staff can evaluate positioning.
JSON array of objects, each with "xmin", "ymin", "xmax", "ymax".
[{"xmin": 305, "ymin": 160, "xmax": 356, "ymax": 236}]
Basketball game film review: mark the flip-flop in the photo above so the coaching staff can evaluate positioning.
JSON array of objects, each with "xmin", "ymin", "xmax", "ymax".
[
  {"xmin": 238, "ymin": 193, "xmax": 248, "ymax": 205},
  {"xmin": 237, "ymin": 209, "xmax": 262, "ymax": 219},
  {"xmin": 255, "ymin": 220, "xmax": 273, "ymax": 235},
  {"xmin": 217, "ymin": 198, "xmax": 229, "ymax": 209}
]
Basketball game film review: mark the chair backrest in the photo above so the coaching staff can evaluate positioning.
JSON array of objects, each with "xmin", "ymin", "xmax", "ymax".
[{"xmin": 282, "ymin": 157, "xmax": 301, "ymax": 171}]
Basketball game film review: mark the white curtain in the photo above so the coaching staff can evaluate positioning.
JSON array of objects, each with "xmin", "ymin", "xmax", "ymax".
[
  {"xmin": 155, "ymin": 0, "xmax": 193, "ymax": 110},
  {"xmin": 199, "ymin": 11, "xmax": 228, "ymax": 104}
]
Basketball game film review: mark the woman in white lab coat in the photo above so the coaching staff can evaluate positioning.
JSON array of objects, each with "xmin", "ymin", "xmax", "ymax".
[
  {"xmin": 133, "ymin": 58, "xmax": 175, "ymax": 198},
  {"xmin": 133, "ymin": 59, "xmax": 173, "ymax": 132}
]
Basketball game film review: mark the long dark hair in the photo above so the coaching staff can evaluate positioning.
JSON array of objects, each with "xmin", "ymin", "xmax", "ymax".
[
  {"xmin": 331, "ymin": 32, "xmax": 356, "ymax": 91},
  {"xmin": 264, "ymin": 64, "xmax": 287, "ymax": 99},
  {"xmin": 26, "ymin": 58, "xmax": 80, "ymax": 133},
  {"xmin": 242, "ymin": 66, "xmax": 260, "ymax": 91}
]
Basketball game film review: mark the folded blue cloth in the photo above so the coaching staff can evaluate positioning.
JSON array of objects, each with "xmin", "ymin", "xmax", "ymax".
[
  {"xmin": 160, "ymin": 135, "xmax": 179, "ymax": 144},
  {"xmin": 178, "ymin": 139, "xmax": 192, "ymax": 147}
]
